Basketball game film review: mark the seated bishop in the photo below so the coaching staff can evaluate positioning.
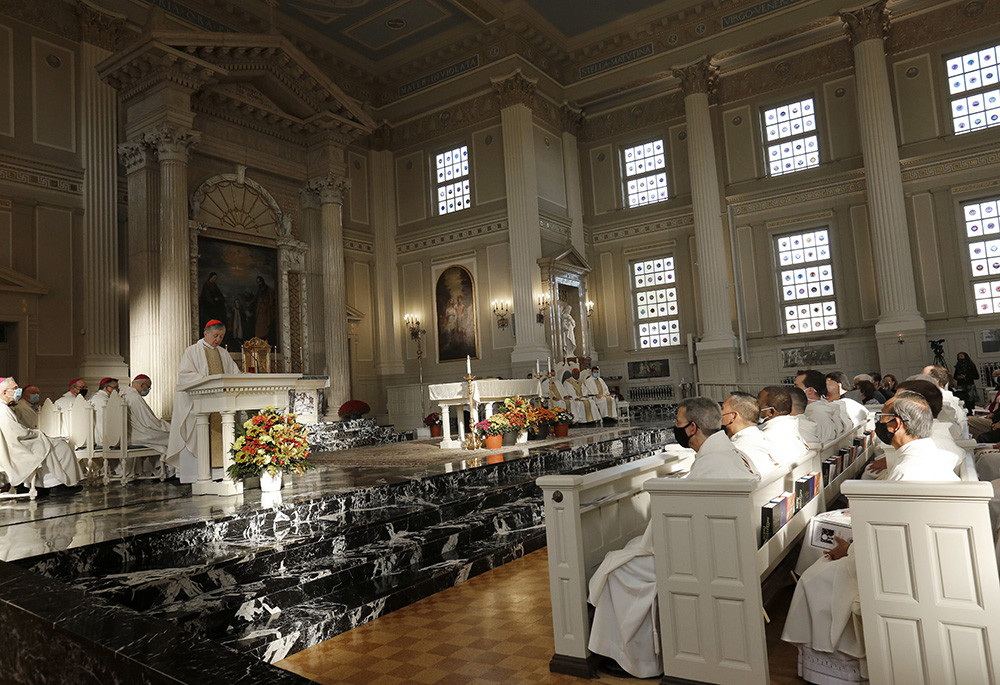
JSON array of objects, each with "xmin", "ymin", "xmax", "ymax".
[
  {"xmin": 757, "ymin": 386, "xmax": 811, "ymax": 466},
  {"xmin": 582, "ymin": 366, "xmax": 618, "ymax": 421},
  {"xmin": 55, "ymin": 378, "xmax": 89, "ymax": 413},
  {"xmin": 560, "ymin": 369, "xmax": 601, "ymax": 424},
  {"xmin": 0, "ymin": 377, "xmax": 83, "ymax": 489},
  {"xmin": 122, "ymin": 374, "xmax": 171, "ymax": 478},
  {"xmin": 11, "ymin": 384, "xmax": 41, "ymax": 429},
  {"xmin": 587, "ymin": 397, "xmax": 759, "ymax": 679}
]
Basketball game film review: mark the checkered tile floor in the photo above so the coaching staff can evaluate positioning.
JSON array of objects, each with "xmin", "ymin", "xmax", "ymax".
[{"xmin": 276, "ymin": 548, "xmax": 805, "ymax": 684}]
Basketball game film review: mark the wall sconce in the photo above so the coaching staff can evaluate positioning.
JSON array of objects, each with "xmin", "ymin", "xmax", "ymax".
[
  {"xmin": 586, "ymin": 301, "xmax": 595, "ymax": 318},
  {"xmin": 492, "ymin": 300, "xmax": 511, "ymax": 330},
  {"xmin": 404, "ymin": 314, "xmax": 424, "ymax": 341},
  {"xmin": 897, "ymin": 333, "xmax": 904, "ymax": 345},
  {"xmin": 536, "ymin": 295, "xmax": 548, "ymax": 325}
]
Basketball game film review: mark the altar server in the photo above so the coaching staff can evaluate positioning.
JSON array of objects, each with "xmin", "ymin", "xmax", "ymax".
[
  {"xmin": 758, "ymin": 386, "xmax": 811, "ymax": 466},
  {"xmin": 166, "ymin": 320, "xmax": 240, "ymax": 482},
  {"xmin": 587, "ymin": 397, "xmax": 759, "ymax": 678},
  {"xmin": 583, "ymin": 366, "xmax": 618, "ymax": 422},
  {"xmin": 0, "ymin": 377, "xmax": 82, "ymax": 489}
]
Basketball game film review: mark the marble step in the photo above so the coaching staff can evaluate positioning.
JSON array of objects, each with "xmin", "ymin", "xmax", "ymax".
[{"xmin": 218, "ymin": 518, "xmax": 548, "ymax": 663}]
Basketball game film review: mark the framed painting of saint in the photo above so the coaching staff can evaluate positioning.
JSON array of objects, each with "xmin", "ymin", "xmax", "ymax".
[
  {"xmin": 435, "ymin": 265, "xmax": 478, "ymax": 362},
  {"xmin": 197, "ymin": 236, "xmax": 279, "ymax": 351}
]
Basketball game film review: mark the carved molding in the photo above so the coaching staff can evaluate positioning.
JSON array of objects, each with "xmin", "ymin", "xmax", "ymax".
[
  {"xmin": 299, "ymin": 186, "xmax": 322, "ymax": 211},
  {"xmin": 593, "ymin": 214, "xmax": 694, "ymax": 244},
  {"xmin": 0, "ymin": 0, "xmax": 80, "ymax": 43},
  {"xmin": 841, "ymin": 0, "xmax": 890, "ymax": 48},
  {"xmin": 561, "ymin": 104, "xmax": 585, "ymax": 137},
  {"xmin": 672, "ymin": 57, "xmax": 719, "ymax": 97},
  {"xmin": 191, "ymin": 170, "xmax": 288, "ymax": 237},
  {"xmin": 75, "ymin": 1, "xmax": 128, "ymax": 52},
  {"xmin": 581, "ymin": 94, "xmax": 685, "ymax": 143},
  {"xmin": 718, "ymin": 41, "xmax": 853, "ymax": 104},
  {"xmin": 143, "ymin": 125, "xmax": 200, "ymax": 162},
  {"xmin": 492, "ymin": 70, "xmax": 538, "ymax": 109},
  {"xmin": 390, "ymin": 91, "xmax": 500, "ymax": 149},
  {"xmin": 0, "ymin": 153, "xmax": 84, "ymax": 195},
  {"xmin": 307, "ymin": 175, "xmax": 351, "ymax": 205},
  {"xmin": 396, "ymin": 219, "xmax": 508, "ymax": 253},
  {"xmin": 370, "ymin": 123, "xmax": 393, "ymax": 152},
  {"xmin": 117, "ymin": 140, "xmax": 155, "ymax": 175}
]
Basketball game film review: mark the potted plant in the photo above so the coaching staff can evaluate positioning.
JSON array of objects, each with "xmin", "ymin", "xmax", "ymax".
[
  {"xmin": 227, "ymin": 406, "xmax": 314, "ymax": 491},
  {"xmin": 475, "ymin": 413, "xmax": 510, "ymax": 449},
  {"xmin": 552, "ymin": 407, "xmax": 573, "ymax": 437},
  {"xmin": 527, "ymin": 405, "xmax": 557, "ymax": 440},
  {"xmin": 424, "ymin": 412, "xmax": 443, "ymax": 437},
  {"xmin": 501, "ymin": 396, "xmax": 530, "ymax": 445},
  {"xmin": 338, "ymin": 399, "xmax": 370, "ymax": 422}
]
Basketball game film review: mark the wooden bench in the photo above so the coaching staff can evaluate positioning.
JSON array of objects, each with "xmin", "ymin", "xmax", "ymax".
[
  {"xmin": 642, "ymin": 427, "xmax": 871, "ymax": 685},
  {"xmin": 537, "ymin": 447, "xmax": 693, "ymax": 677}
]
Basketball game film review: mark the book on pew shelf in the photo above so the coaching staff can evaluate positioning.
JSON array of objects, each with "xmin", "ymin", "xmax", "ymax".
[
  {"xmin": 808, "ymin": 509, "xmax": 853, "ymax": 551},
  {"xmin": 780, "ymin": 491, "xmax": 795, "ymax": 525},
  {"xmin": 822, "ymin": 458, "xmax": 837, "ymax": 484},
  {"xmin": 794, "ymin": 475, "xmax": 816, "ymax": 512},
  {"xmin": 761, "ymin": 502, "xmax": 778, "ymax": 544},
  {"xmin": 811, "ymin": 471, "xmax": 821, "ymax": 498}
]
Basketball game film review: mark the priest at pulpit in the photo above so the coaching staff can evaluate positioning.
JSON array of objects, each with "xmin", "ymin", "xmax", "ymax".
[{"xmin": 166, "ymin": 320, "xmax": 241, "ymax": 483}]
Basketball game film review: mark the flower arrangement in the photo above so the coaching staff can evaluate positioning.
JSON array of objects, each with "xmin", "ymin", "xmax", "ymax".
[
  {"xmin": 553, "ymin": 407, "xmax": 574, "ymax": 424},
  {"xmin": 527, "ymin": 405, "xmax": 558, "ymax": 429},
  {"xmin": 226, "ymin": 407, "xmax": 313, "ymax": 482},
  {"xmin": 475, "ymin": 413, "xmax": 510, "ymax": 437},
  {"xmin": 501, "ymin": 396, "xmax": 530, "ymax": 433},
  {"xmin": 423, "ymin": 412, "xmax": 442, "ymax": 427},
  {"xmin": 338, "ymin": 400, "xmax": 371, "ymax": 421}
]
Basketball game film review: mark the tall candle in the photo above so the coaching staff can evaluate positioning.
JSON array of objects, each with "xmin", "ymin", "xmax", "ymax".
[
  {"xmin": 547, "ymin": 357, "xmax": 551, "ymax": 374},
  {"xmin": 466, "ymin": 355, "xmax": 471, "ymax": 375},
  {"xmin": 535, "ymin": 360, "xmax": 540, "ymax": 376}
]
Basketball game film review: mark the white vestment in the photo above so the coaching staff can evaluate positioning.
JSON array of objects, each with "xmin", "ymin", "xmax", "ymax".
[
  {"xmin": 0, "ymin": 403, "xmax": 82, "ymax": 487},
  {"xmin": 166, "ymin": 339, "xmax": 241, "ymax": 482},
  {"xmin": 90, "ymin": 390, "xmax": 111, "ymax": 445},
  {"xmin": 930, "ymin": 420, "xmax": 967, "ymax": 474},
  {"xmin": 783, "ymin": 438, "xmax": 958, "ymax": 662},
  {"xmin": 121, "ymin": 386, "xmax": 170, "ymax": 455},
  {"xmin": 11, "ymin": 401, "xmax": 38, "ymax": 430},
  {"xmin": 794, "ymin": 414, "xmax": 820, "ymax": 448},
  {"xmin": 835, "ymin": 397, "xmax": 869, "ymax": 429},
  {"xmin": 588, "ymin": 431, "xmax": 759, "ymax": 677},
  {"xmin": 761, "ymin": 414, "xmax": 811, "ymax": 466},
  {"xmin": 939, "ymin": 389, "xmax": 969, "ymax": 438},
  {"xmin": 804, "ymin": 399, "xmax": 846, "ymax": 445},
  {"xmin": 561, "ymin": 378, "xmax": 600, "ymax": 423},
  {"xmin": 583, "ymin": 375, "xmax": 618, "ymax": 419},
  {"xmin": 730, "ymin": 425, "xmax": 779, "ymax": 477}
]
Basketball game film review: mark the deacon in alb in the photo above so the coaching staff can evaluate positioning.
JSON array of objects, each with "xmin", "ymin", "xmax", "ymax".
[
  {"xmin": 166, "ymin": 320, "xmax": 241, "ymax": 482},
  {"xmin": 0, "ymin": 377, "xmax": 83, "ymax": 488}
]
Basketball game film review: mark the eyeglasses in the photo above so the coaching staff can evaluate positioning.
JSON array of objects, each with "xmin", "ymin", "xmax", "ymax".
[{"xmin": 874, "ymin": 411, "xmax": 907, "ymax": 424}]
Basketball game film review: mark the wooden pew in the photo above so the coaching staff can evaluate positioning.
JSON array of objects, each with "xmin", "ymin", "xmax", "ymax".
[
  {"xmin": 537, "ymin": 448, "xmax": 692, "ymax": 677},
  {"xmin": 843, "ymin": 480, "xmax": 1000, "ymax": 684},
  {"xmin": 644, "ymin": 427, "xmax": 871, "ymax": 685}
]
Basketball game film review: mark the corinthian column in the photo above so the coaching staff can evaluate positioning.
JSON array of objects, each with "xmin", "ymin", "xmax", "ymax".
[
  {"xmin": 371, "ymin": 127, "xmax": 404, "ymax": 377},
  {"xmin": 146, "ymin": 125, "xmax": 200, "ymax": 418},
  {"xmin": 78, "ymin": 38, "xmax": 127, "ymax": 383},
  {"xmin": 672, "ymin": 58, "xmax": 737, "ymax": 390},
  {"xmin": 307, "ymin": 175, "xmax": 351, "ymax": 411},
  {"xmin": 493, "ymin": 71, "xmax": 549, "ymax": 371},
  {"xmin": 842, "ymin": 1, "xmax": 925, "ymax": 375}
]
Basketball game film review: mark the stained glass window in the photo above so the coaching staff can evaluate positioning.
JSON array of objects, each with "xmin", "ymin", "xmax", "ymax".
[
  {"xmin": 964, "ymin": 197, "xmax": 1000, "ymax": 314},
  {"xmin": 622, "ymin": 139, "xmax": 668, "ymax": 208},
  {"xmin": 776, "ymin": 229, "xmax": 837, "ymax": 334},
  {"xmin": 633, "ymin": 257, "xmax": 680, "ymax": 349},
  {"xmin": 435, "ymin": 145, "xmax": 470, "ymax": 215},
  {"xmin": 762, "ymin": 97, "xmax": 820, "ymax": 177},
  {"xmin": 947, "ymin": 43, "xmax": 1000, "ymax": 134}
]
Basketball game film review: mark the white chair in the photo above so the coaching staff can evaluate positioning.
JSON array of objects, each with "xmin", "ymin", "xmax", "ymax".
[
  {"xmin": 101, "ymin": 393, "xmax": 162, "ymax": 485},
  {"xmin": 37, "ymin": 399, "xmax": 60, "ymax": 438},
  {"xmin": 66, "ymin": 395, "xmax": 99, "ymax": 481},
  {"xmin": 616, "ymin": 400, "xmax": 630, "ymax": 425}
]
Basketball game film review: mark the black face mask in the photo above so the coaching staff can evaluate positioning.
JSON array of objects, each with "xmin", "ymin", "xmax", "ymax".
[
  {"xmin": 673, "ymin": 423, "xmax": 692, "ymax": 449},
  {"xmin": 874, "ymin": 420, "xmax": 896, "ymax": 445},
  {"xmin": 79, "ymin": 388, "xmax": 88, "ymax": 398}
]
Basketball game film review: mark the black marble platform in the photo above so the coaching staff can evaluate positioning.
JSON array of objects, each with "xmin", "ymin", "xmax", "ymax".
[
  {"xmin": 0, "ymin": 424, "xmax": 672, "ymax": 683},
  {"xmin": 307, "ymin": 417, "xmax": 414, "ymax": 451}
]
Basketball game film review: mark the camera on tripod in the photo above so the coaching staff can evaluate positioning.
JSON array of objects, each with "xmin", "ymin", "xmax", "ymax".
[{"xmin": 929, "ymin": 339, "xmax": 945, "ymax": 355}]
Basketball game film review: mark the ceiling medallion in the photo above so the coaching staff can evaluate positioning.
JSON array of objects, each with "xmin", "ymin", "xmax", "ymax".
[
  {"xmin": 905, "ymin": 66, "xmax": 919, "ymax": 78},
  {"xmin": 695, "ymin": 23, "xmax": 706, "ymax": 35},
  {"xmin": 385, "ymin": 17, "xmax": 406, "ymax": 30},
  {"xmin": 964, "ymin": 1, "xmax": 985, "ymax": 18},
  {"xmin": 667, "ymin": 34, "xmax": 678, "ymax": 45},
  {"xmin": 774, "ymin": 61, "xmax": 791, "ymax": 76}
]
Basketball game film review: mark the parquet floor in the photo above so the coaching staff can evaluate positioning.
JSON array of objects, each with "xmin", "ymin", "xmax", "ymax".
[{"xmin": 277, "ymin": 548, "xmax": 807, "ymax": 685}]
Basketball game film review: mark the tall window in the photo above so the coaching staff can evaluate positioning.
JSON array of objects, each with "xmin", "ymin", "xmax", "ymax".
[
  {"xmin": 632, "ymin": 256, "xmax": 679, "ymax": 349},
  {"xmin": 965, "ymin": 196, "xmax": 1000, "ymax": 314},
  {"xmin": 776, "ymin": 229, "xmax": 837, "ymax": 334},
  {"xmin": 762, "ymin": 97, "xmax": 819, "ymax": 177},
  {"xmin": 948, "ymin": 43, "xmax": 1000, "ymax": 135},
  {"xmin": 622, "ymin": 139, "xmax": 668, "ymax": 209},
  {"xmin": 434, "ymin": 145, "xmax": 470, "ymax": 215}
]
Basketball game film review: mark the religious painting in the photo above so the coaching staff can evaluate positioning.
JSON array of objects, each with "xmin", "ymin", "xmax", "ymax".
[
  {"xmin": 781, "ymin": 343, "xmax": 836, "ymax": 369},
  {"xmin": 982, "ymin": 329, "xmax": 1000, "ymax": 355},
  {"xmin": 435, "ymin": 265, "xmax": 478, "ymax": 362},
  {"xmin": 197, "ymin": 236, "xmax": 279, "ymax": 351},
  {"xmin": 627, "ymin": 358, "xmax": 670, "ymax": 379}
]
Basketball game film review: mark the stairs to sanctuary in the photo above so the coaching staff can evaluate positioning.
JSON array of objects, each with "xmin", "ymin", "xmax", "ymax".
[
  {"xmin": 307, "ymin": 417, "xmax": 414, "ymax": 451},
  {"xmin": 17, "ymin": 427, "xmax": 670, "ymax": 667}
]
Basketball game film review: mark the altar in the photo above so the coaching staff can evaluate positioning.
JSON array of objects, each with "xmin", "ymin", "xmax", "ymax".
[{"xmin": 428, "ymin": 379, "xmax": 540, "ymax": 449}]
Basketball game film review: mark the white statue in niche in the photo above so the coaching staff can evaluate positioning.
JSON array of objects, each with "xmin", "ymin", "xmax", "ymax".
[{"xmin": 560, "ymin": 304, "xmax": 577, "ymax": 359}]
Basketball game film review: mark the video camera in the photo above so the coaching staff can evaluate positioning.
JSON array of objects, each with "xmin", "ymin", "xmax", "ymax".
[{"xmin": 929, "ymin": 339, "xmax": 945, "ymax": 355}]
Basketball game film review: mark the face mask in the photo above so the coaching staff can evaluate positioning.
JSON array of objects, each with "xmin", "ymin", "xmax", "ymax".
[
  {"xmin": 874, "ymin": 420, "xmax": 896, "ymax": 445},
  {"xmin": 673, "ymin": 423, "xmax": 692, "ymax": 449},
  {"xmin": 10, "ymin": 388, "xmax": 22, "ymax": 402},
  {"xmin": 141, "ymin": 389, "xmax": 150, "ymax": 397},
  {"xmin": 28, "ymin": 393, "xmax": 39, "ymax": 404},
  {"xmin": 79, "ymin": 388, "xmax": 88, "ymax": 398},
  {"xmin": 593, "ymin": 373, "xmax": 599, "ymax": 378}
]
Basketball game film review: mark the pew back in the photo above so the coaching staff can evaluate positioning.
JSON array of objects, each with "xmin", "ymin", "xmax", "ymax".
[
  {"xmin": 37, "ymin": 399, "xmax": 60, "ymax": 437},
  {"xmin": 843, "ymin": 480, "xmax": 1000, "ymax": 685}
]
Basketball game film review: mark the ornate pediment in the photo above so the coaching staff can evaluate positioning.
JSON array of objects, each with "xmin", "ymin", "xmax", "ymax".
[{"xmin": 0, "ymin": 266, "xmax": 48, "ymax": 295}]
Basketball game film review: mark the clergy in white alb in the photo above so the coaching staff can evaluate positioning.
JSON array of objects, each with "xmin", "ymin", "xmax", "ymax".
[
  {"xmin": 89, "ymin": 377, "xmax": 119, "ymax": 445},
  {"xmin": 0, "ymin": 378, "xmax": 83, "ymax": 488},
  {"xmin": 826, "ymin": 372, "xmax": 870, "ymax": 429},
  {"xmin": 166, "ymin": 320, "xmax": 241, "ymax": 483},
  {"xmin": 758, "ymin": 386, "xmax": 811, "ymax": 466},
  {"xmin": 561, "ymin": 369, "xmax": 599, "ymax": 423},
  {"xmin": 122, "ymin": 374, "xmax": 171, "ymax": 477},
  {"xmin": 54, "ymin": 378, "xmax": 89, "ymax": 413},
  {"xmin": 782, "ymin": 393, "xmax": 959, "ymax": 678},
  {"xmin": 795, "ymin": 370, "xmax": 845, "ymax": 444},
  {"xmin": 587, "ymin": 397, "xmax": 760, "ymax": 678},
  {"xmin": 582, "ymin": 366, "xmax": 618, "ymax": 420},
  {"xmin": 723, "ymin": 391, "xmax": 780, "ymax": 477},
  {"xmin": 922, "ymin": 365, "xmax": 969, "ymax": 438}
]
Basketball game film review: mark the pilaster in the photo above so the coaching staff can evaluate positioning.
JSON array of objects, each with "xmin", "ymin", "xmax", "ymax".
[
  {"xmin": 561, "ymin": 105, "xmax": 586, "ymax": 255},
  {"xmin": 371, "ymin": 143, "xmax": 405, "ymax": 377}
]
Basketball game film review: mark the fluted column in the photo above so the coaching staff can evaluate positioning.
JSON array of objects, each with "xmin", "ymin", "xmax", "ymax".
[
  {"xmin": 371, "ymin": 133, "xmax": 405, "ymax": 377},
  {"xmin": 147, "ymin": 125, "xmax": 199, "ymax": 419},
  {"xmin": 79, "ymin": 41, "xmax": 127, "ymax": 383},
  {"xmin": 493, "ymin": 71, "xmax": 549, "ymax": 369},
  {"xmin": 308, "ymin": 175, "xmax": 351, "ymax": 410},
  {"xmin": 561, "ymin": 105, "xmax": 586, "ymax": 254},
  {"xmin": 842, "ymin": 1, "xmax": 925, "ymax": 376}
]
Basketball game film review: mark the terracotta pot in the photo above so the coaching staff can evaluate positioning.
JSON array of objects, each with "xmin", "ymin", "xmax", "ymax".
[
  {"xmin": 554, "ymin": 423, "xmax": 569, "ymax": 437},
  {"xmin": 429, "ymin": 424, "xmax": 442, "ymax": 437},
  {"xmin": 484, "ymin": 434, "xmax": 503, "ymax": 449}
]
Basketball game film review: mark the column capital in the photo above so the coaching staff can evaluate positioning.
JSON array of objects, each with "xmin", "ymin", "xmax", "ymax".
[
  {"xmin": 299, "ymin": 186, "xmax": 321, "ymax": 211},
  {"xmin": 144, "ymin": 125, "xmax": 200, "ymax": 162},
  {"xmin": 840, "ymin": 0, "xmax": 890, "ymax": 48},
  {"xmin": 560, "ymin": 104, "xmax": 585, "ymax": 137},
  {"xmin": 491, "ymin": 70, "xmax": 538, "ymax": 109},
  {"xmin": 671, "ymin": 57, "xmax": 719, "ymax": 98},
  {"xmin": 307, "ymin": 174, "xmax": 351, "ymax": 205},
  {"xmin": 117, "ymin": 140, "xmax": 155, "ymax": 174},
  {"xmin": 370, "ymin": 123, "xmax": 393, "ymax": 152},
  {"xmin": 75, "ymin": 1, "xmax": 129, "ymax": 52}
]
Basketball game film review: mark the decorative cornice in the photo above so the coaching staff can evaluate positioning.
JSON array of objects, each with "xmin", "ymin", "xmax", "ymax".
[
  {"xmin": 75, "ymin": 1, "xmax": 129, "ymax": 52},
  {"xmin": 492, "ymin": 70, "xmax": 538, "ymax": 110},
  {"xmin": 580, "ymin": 94, "xmax": 685, "ymax": 143},
  {"xmin": 718, "ymin": 41, "xmax": 853, "ymax": 104},
  {"xmin": 765, "ymin": 210, "xmax": 834, "ymax": 229},
  {"xmin": 729, "ymin": 173, "xmax": 867, "ymax": 215},
  {"xmin": 0, "ymin": 0, "xmax": 80, "ymax": 43},
  {"xmin": 344, "ymin": 230, "xmax": 374, "ymax": 254},
  {"xmin": 100, "ymin": 45, "xmax": 227, "ymax": 102},
  {"xmin": 0, "ymin": 153, "xmax": 84, "ymax": 195},
  {"xmin": 672, "ymin": 57, "xmax": 718, "ymax": 97},
  {"xmin": 370, "ymin": 123, "xmax": 392, "ymax": 152},
  {"xmin": 299, "ymin": 186, "xmax": 321, "ymax": 211},
  {"xmin": 592, "ymin": 214, "xmax": 694, "ymax": 244},
  {"xmin": 901, "ymin": 148, "xmax": 1000, "ymax": 183},
  {"xmin": 539, "ymin": 216, "xmax": 570, "ymax": 237},
  {"xmin": 396, "ymin": 219, "xmax": 508, "ymax": 254},
  {"xmin": 840, "ymin": 0, "xmax": 890, "ymax": 49},
  {"xmin": 390, "ymin": 91, "xmax": 499, "ymax": 149}
]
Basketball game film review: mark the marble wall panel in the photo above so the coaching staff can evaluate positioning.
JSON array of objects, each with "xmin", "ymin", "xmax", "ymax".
[
  {"xmin": 351, "ymin": 260, "xmax": 374, "ymax": 362},
  {"xmin": 823, "ymin": 77, "xmax": 861, "ymax": 162},
  {"xmin": 668, "ymin": 124, "xmax": 690, "ymax": 199},
  {"xmin": 598, "ymin": 250, "xmax": 619, "ymax": 349},
  {"xmin": 910, "ymin": 192, "xmax": 946, "ymax": 315},
  {"xmin": 0, "ymin": 208, "xmax": 10, "ymax": 268},
  {"xmin": 486, "ymin": 243, "xmax": 513, "ymax": 351},
  {"xmin": 723, "ymin": 105, "xmax": 756, "ymax": 184},
  {"xmin": 31, "ymin": 37, "xmax": 75, "ymax": 153}
]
